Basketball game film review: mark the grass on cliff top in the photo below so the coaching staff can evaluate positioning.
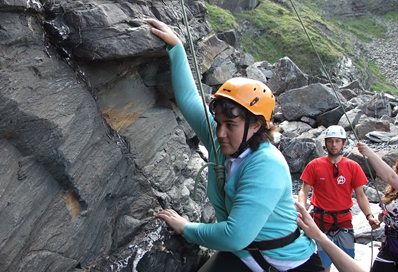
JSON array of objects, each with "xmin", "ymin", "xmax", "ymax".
[
  {"xmin": 384, "ymin": 11, "xmax": 398, "ymax": 21},
  {"xmin": 237, "ymin": 0, "xmax": 344, "ymax": 74},
  {"xmin": 205, "ymin": 1, "xmax": 397, "ymax": 90},
  {"xmin": 368, "ymin": 62, "xmax": 398, "ymax": 93},
  {"xmin": 333, "ymin": 17, "xmax": 388, "ymax": 42},
  {"xmin": 205, "ymin": 3, "xmax": 238, "ymax": 33}
]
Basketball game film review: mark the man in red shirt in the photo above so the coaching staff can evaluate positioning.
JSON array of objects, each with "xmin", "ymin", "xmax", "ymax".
[{"xmin": 298, "ymin": 125, "xmax": 380, "ymax": 272}]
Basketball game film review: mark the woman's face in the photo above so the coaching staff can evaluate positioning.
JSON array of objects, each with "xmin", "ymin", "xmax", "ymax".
[{"xmin": 214, "ymin": 106, "xmax": 260, "ymax": 156}]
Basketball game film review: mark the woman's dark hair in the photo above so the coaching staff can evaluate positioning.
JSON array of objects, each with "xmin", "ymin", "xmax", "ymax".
[{"xmin": 209, "ymin": 97, "xmax": 277, "ymax": 151}]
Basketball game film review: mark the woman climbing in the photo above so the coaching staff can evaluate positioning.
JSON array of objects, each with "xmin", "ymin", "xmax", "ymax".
[{"xmin": 146, "ymin": 18, "xmax": 323, "ymax": 272}]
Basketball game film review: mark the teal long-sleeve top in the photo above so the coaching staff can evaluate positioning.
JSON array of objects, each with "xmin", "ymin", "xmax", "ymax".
[{"xmin": 167, "ymin": 42, "xmax": 316, "ymax": 261}]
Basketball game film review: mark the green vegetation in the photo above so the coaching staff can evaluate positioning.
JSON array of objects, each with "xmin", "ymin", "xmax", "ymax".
[
  {"xmin": 368, "ymin": 62, "xmax": 398, "ymax": 93},
  {"xmin": 220, "ymin": 0, "xmax": 344, "ymax": 74},
  {"xmin": 205, "ymin": 3, "xmax": 238, "ymax": 32},
  {"xmin": 333, "ymin": 17, "xmax": 387, "ymax": 42},
  {"xmin": 204, "ymin": 0, "xmax": 396, "ymax": 92},
  {"xmin": 371, "ymin": 82, "xmax": 398, "ymax": 93},
  {"xmin": 384, "ymin": 11, "xmax": 398, "ymax": 21}
]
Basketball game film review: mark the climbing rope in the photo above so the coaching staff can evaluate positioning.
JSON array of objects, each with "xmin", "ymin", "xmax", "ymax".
[
  {"xmin": 288, "ymin": 0, "xmax": 384, "ymax": 267},
  {"xmin": 178, "ymin": 0, "xmax": 225, "ymax": 200}
]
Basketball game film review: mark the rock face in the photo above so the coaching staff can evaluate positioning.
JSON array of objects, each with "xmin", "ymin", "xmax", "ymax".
[
  {"xmin": 1, "ymin": 1, "xmax": 398, "ymax": 272},
  {"xmin": 0, "ymin": 1, "xmax": 211, "ymax": 271}
]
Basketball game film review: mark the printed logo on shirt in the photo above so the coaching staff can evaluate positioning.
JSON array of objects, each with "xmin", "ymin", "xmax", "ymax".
[
  {"xmin": 336, "ymin": 175, "xmax": 346, "ymax": 185},
  {"xmin": 319, "ymin": 178, "xmax": 326, "ymax": 181}
]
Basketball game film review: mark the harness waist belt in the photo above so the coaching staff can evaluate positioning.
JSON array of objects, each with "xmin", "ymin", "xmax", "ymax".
[
  {"xmin": 311, "ymin": 206, "xmax": 351, "ymax": 232},
  {"xmin": 312, "ymin": 206, "xmax": 351, "ymax": 215},
  {"xmin": 245, "ymin": 227, "xmax": 301, "ymax": 251}
]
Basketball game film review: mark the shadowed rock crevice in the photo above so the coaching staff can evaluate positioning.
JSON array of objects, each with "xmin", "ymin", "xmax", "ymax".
[{"xmin": 0, "ymin": 96, "xmax": 68, "ymax": 181}]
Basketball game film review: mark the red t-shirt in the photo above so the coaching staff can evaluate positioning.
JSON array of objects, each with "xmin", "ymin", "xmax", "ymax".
[{"xmin": 300, "ymin": 156, "xmax": 368, "ymax": 229}]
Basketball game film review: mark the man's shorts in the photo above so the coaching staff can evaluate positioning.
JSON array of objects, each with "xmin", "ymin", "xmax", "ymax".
[{"xmin": 317, "ymin": 228, "xmax": 355, "ymax": 268}]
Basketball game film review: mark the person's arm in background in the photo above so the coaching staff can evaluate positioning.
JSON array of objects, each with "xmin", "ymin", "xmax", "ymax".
[
  {"xmin": 295, "ymin": 202, "xmax": 365, "ymax": 272},
  {"xmin": 297, "ymin": 183, "xmax": 312, "ymax": 209},
  {"xmin": 357, "ymin": 142, "xmax": 398, "ymax": 190},
  {"xmin": 354, "ymin": 186, "xmax": 380, "ymax": 229}
]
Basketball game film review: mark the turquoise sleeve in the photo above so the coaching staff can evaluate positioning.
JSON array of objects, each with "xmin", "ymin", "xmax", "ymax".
[
  {"xmin": 167, "ymin": 43, "xmax": 228, "ymax": 221},
  {"xmin": 167, "ymin": 43, "xmax": 215, "ymax": 149}
]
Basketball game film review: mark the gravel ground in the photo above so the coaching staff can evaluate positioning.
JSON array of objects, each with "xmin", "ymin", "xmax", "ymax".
[{"xmin": 362, "ymin": 21, "xmax": 398, "ymax": 88}]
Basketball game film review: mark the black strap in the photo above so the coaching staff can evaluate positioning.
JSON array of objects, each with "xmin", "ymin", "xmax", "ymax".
[
  {"xmin": 231, "ymin": 114, "xmax": 251, "ymax": 158},
  {"xmin": 320, "ymin": 212, "xmax": 325, "ymax": 232},
  {"xmin": 385, "ymin": 225, "xmax": 398, "ymax": 239},
  {"xmin": 245, "ymin": 227, "xmax": 300, "ymax": 271},
  {"xmin": 245, "ymin": 227, "xmax": 301, "ymax": 251},
  {"xmin": 246, "ymin": 249, "xmax": 276, "ymax": 271},
  {"xmin": 311, "ymin": 206, "xmax": 351, "ymax": 232},
  {"xmin": 312, "ymin": 206, "xmax": 351, "ymax": 215}
]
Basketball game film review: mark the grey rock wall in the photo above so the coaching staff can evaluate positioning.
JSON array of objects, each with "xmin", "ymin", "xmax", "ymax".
[{"xmin": 0, "ymin": 0, "xmax": 211, "ymax": 271}]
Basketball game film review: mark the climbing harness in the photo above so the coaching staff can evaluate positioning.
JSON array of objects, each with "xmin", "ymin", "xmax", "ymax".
[
  {"xmin": 311, "ymin": 206, "xmax": 351, "ymax": 232},
  {"xmin": 178, "ymin": 0, "xmax": 225, "ymax": 200},
  {"xmin": 245, "ymin": 227, "xmax": 301, "ymax": 271},
  {"xmin": 288, "ymin": 0, "xmax": 385, "ymax": 268}
]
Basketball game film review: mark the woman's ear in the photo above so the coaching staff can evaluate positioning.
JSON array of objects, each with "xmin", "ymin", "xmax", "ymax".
[{"xmin": 251, "ymin": 120, "xmax": 262, "ymax": 133}]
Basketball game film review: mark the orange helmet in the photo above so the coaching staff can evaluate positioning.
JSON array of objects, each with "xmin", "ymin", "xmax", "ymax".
[{"xmin": 213, "ymin": 77, "xmax": 275, "ymax": 127}]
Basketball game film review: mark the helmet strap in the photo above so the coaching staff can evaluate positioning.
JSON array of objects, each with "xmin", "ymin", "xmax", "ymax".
[{"xmin": 231, "ymin": 115, "xmax": 251, "ymax": 158}]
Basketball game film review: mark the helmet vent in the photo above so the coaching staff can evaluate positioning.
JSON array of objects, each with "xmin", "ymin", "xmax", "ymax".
[
  {"xmin": 223, "ymin": 88, "xmax": 231, "ymax": 92},
  {"xmin": 250, "ymin": 97, "xmax": 259, "ymax": 106},
  {"xmin": 253, "ymin": 88, "xmax": 257, "ymax": 91}
]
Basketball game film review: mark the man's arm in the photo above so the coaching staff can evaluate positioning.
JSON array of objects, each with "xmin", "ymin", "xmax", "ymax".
[
  {"xmin": 354, "ymin": 186, "xmax": 380, "ymax": 229},
  {"xmin": 298, "ymin": 183, "xmax": 312, "ymax": 209}
]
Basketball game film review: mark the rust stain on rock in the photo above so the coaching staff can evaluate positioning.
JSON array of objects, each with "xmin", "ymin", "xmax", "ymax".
[
  {"xmin": 101, "ymin": 104, "xmax": 143, "ymax": 131},
  {"xmin": 64, "ymin": 191, "xmax": 81, "ymax": 219}
]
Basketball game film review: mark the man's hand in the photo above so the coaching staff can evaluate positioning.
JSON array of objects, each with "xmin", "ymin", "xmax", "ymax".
[{"xmin": 366, "ymin": 214, "xmax": 381, "ymax": 230}]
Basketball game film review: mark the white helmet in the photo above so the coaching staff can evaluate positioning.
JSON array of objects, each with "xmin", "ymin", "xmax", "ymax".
[{"xmin": 323, "ymin": 125, "xmax": 346, "ymax": 139}]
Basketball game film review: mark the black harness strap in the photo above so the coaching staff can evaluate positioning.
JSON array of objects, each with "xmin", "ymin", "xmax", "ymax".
[
  {"xmin": 312, "ymin": 206, "xmax": 351, "ymax": 232},
  {"xmin": 247, "ymin": 249, "xmax": 275, "ymax": 271},
  {"xmin": 246, "ymin": 227, "xmax": 301, "ymax": 250},
  {"xmin": 385, "ymin": 225, "xmax": 398, "ymax": 239},
  {"xmin": 244, "ymin": 227, "xmax": 301, "ymax": 271}
]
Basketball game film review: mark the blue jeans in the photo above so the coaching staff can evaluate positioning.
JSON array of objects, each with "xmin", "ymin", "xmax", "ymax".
[{"xmin": 317, "ymin": 228, "xmax": 355, "ymax": 268}]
